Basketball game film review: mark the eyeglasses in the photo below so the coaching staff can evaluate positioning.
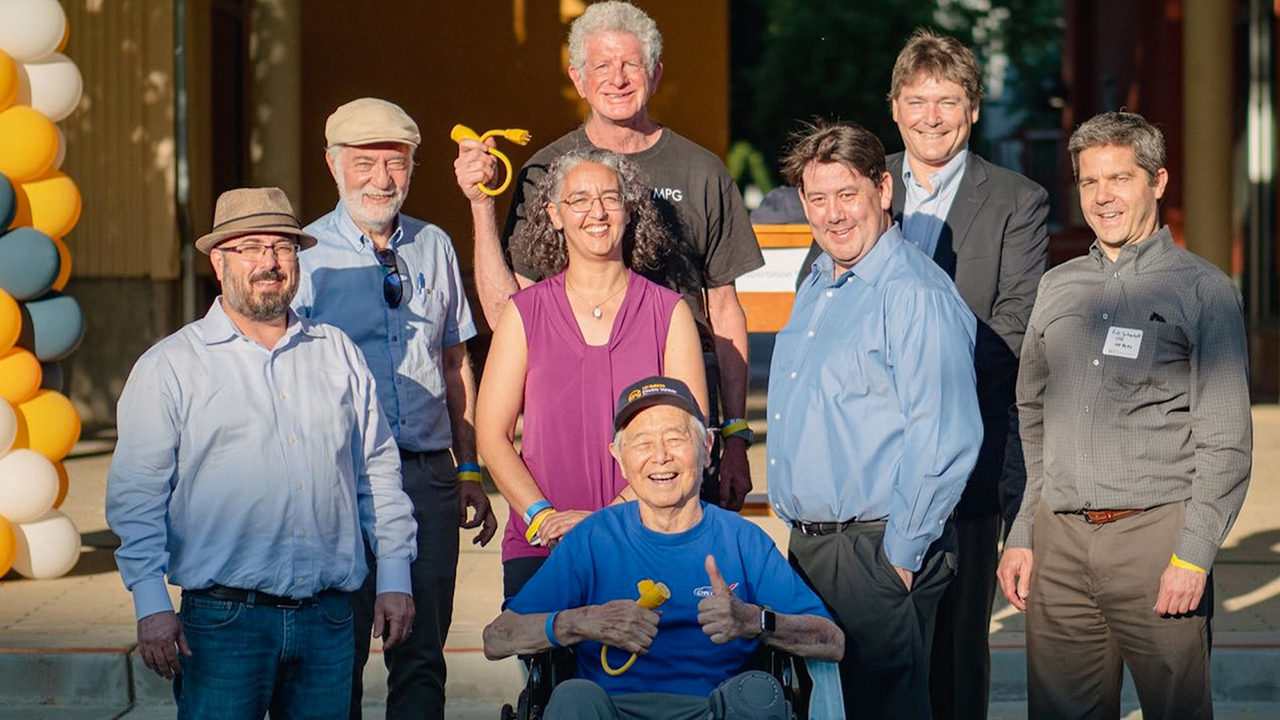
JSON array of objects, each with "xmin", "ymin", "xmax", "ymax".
[
  {"xmin": 374, "ymin": 247, "xmax": 404, "ymax": 309},
  {"xmin": 559, "ymin": 193, "xmax": 625, "ymax": 214},
  {"xmin": 218, "ymin": 242, "xmax": 301, "ymax": 262}
]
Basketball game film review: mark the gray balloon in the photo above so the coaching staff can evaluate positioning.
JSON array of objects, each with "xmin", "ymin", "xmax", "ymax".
[{"xmin": 0, "ymin": 227, "xmax": 60, "ymax": 300}]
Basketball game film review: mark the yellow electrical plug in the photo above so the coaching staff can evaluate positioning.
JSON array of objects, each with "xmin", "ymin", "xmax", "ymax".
[
  {"xmin": 450, "ymin": 124, "xmax": 532, "ymax": 196},
  {"xmin": 601, "ymin": 579, "xmax": 670, "ymax": 676}
]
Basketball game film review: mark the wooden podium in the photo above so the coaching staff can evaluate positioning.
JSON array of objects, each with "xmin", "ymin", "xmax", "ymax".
[{"xmin": 737, "ymin": 224, "xmax": 814, "ymax": 333}]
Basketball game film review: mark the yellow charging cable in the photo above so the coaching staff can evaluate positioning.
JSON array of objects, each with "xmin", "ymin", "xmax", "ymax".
[
  {"xmin": 450, "ymin": 124, "xmax": 532, "ymax": 196},
  {"xmin": 600, "ymin": 579, "xmax": 670, "ymax": 676}
]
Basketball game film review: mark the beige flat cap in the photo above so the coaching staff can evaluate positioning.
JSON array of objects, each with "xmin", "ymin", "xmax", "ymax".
[
  {"xmin": 195, "ymin": 187, "xmax": 317, "ymax": 254},
  {"xmin": 325, "ymin": 97, "xmax": 421, "ymax": 149}
]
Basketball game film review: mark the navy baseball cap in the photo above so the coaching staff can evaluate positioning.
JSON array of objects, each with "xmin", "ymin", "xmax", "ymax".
[{"xmin": 614, "ymin": 376, "xmax": 705, "ymax": 431}]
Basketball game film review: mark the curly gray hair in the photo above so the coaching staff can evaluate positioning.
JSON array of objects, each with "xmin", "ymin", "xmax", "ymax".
[
  {"xmin": 515, "ymin": 150, "xmax": 673, "ymax": 278},
  {"xmin": 568, "ymin": 1, "xmax": 663, "ymax": 72}
]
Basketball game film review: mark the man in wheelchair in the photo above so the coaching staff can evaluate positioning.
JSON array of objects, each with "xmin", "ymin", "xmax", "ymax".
[{"xmin": 483, "ymin": 376, "xmax": 844, "ymax": 719}]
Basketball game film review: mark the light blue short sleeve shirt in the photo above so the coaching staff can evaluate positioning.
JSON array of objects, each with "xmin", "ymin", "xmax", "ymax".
[{"xmin": 294, "ymin": 205, "xmax": 478, "ymax": 453}]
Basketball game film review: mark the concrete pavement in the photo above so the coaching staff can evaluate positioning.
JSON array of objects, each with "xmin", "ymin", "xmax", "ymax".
[{"xmin": 2, "ymin": 402, "xmax": 1278, "ymax": 718}]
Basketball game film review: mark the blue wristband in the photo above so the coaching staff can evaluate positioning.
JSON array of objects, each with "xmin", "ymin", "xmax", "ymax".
[
  {"xmin": 456, "ymin": 462, "xmax": 481, "ymax": 474},
  {"xmin": 545, "ymin": 611, "xmax": 562, "ymax": 648},
  {"xmin": 524, "ymin": 500, "xmax": 553, "ymax": 525}
]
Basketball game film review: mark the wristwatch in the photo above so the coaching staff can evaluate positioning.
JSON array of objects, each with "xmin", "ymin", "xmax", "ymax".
[{"xmin": 759, "ymin": 606, "xmax": 777, "ymax": 637}]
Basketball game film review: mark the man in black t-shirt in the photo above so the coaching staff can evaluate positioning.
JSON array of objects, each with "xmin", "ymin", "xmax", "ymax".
[{"xmin": 455, "ymin": 1, "xmax": 761, "ymax": 510}]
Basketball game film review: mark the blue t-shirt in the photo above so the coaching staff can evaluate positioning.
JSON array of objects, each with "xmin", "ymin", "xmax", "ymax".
[{"xmin": 506, "ymin": 503, "xmax": 831, "ymax": 697}]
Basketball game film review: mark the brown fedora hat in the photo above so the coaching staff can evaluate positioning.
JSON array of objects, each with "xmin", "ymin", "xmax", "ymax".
[{"xmin": 195, "ymin": 187, "xmax": 318, "ymax": 254}]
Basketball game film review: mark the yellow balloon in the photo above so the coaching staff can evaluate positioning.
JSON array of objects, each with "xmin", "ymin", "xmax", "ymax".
[
  {"xmin": 13, "ymin": 389, "xmax": 80, "ymax": 462},
  {"xmin": 52, "ymin": 459, "xmax": 68, "ymax": 509},
  {"xmin": 0, "ymin": 288, "xmax": 19, "ymax": 353},
  {"xmin": 0, "ymin": 106, "xmax": 58, "ymax": 182},
  {"xmin": 0, "ymin": 516, "xmax": 15, "ymax": 576},
  {"xmin": 51, "ymin": 235, "xmax": 70, "ymax": 290},
  {"xmin": 7, "ymin": 181, "xmax": 29, "ymax": 231},
  {"xmin": 0, "ymin": 48, "xmax": 17, "ymax": 111},
  {"xmin": 0, "ymin": 347, "xmax": 41, "ymax": 404},
  {"xmin": 56, "ymin": 22, "xmax": 70, "ymax": 54},
  {"xmin": 21, "ymin": 171, "xmax": 80, "ymax": 238}
]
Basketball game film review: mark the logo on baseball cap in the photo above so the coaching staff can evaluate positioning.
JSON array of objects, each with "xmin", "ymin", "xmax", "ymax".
[{"xmin": 614, "ymin": 376, "xmax": 704, "ymax": 431}]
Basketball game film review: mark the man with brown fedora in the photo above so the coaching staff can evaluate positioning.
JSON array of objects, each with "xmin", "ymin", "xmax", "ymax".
[
  {"xmin": 295, "ymin": 97, "xmax": 495, "ymax": 720},
  {"xmin": 107, "ymin": 186, "xmax": 418, "ymax": 719}
]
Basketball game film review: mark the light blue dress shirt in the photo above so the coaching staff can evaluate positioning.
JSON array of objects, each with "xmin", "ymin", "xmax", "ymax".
[
  {"xmin": 107, "ymin": 300, "xmax": 417, "ymax": 620},
  {"xmin": 901, "ymin": 148, "xmax": 969, "ymax": 260},
  {"xmin": 295, "ymin": 205, "xmax": 477, "ymax": 453},
  {"xmin": 766, "ymin": 225, "xmax": 982, "ymax": 571}
]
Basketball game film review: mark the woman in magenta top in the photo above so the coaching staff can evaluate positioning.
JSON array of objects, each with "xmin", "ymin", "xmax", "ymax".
[{"xmin": 473, "ymin": 150, "xmax": 708, "ymax": 596}]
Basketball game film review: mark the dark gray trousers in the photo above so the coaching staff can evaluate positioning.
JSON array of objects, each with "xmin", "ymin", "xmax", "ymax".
[
  {"xmin": 788, "ymin": 520, "xmax": 957, "ymax": 720},
  {"xmin": 929, "ymin": 511, "xmax": 1002, "ymax": 720},
  {"xmin": 350, "ymin": 449, "xmax": 460, "ymax": 720},
  {"xmin": 1026, "ymin": 502, "xmax": 1213, "ymax": 720}
]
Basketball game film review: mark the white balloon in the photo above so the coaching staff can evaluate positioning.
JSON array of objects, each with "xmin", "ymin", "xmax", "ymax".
[
  {"xmin": 0, "ymin": 400, "xmax": 15, "ymax": 456},
  {"xmin": 18, "ymin": 53, "xmax": 81, "ymax": 122},
  {"xmin": 0, "ymin": 448, "xmax": 59, "ymax": 523},
  {"xmin": 0, "ymin": 0, "xmax": 66, "ymax": 63},
  {"xmin": 12, "ymin": 509, "xmax": 79, "ymax": 579}
]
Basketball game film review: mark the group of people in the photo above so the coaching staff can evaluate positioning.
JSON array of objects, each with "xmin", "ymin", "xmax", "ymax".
[{"xmin": 104, "ymin": 2, "xmax": 1252, "ymax": 720}]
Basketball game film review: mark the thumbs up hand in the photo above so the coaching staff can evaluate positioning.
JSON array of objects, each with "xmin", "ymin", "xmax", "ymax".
[{"xmin": 698, "ymin": 555, "xmax": 758, "ymax": 644}]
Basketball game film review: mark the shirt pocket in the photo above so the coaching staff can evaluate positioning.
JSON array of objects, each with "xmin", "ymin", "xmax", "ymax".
[
  {"xmin": 1104, "ymin": 320, "xmax": 1162, "ymax": 402},
  {"xmin": 405, "ymin": 280, "xmax": 447, "ymax": 345}
]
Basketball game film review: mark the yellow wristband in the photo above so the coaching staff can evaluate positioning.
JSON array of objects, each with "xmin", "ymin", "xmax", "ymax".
[
  {"xmin": 722, "ymin": 419, "xmax": 750, "ymax": 437},
  {"xmin": 525, "ymin": 508, "xmax": 556, "ymax": 544},
  {"xmin": 1170, "ymin": 554, "xmax": 1207, "ymax": 574},
  {"xmin": 457, "ymin": 471, "xmax": 483, "ymax": 483}
]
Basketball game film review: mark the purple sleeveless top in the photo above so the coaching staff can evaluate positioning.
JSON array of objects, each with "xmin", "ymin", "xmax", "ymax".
[{"xmin": 504, "ymin": 271, "xmax": 681, "ymax": 561}]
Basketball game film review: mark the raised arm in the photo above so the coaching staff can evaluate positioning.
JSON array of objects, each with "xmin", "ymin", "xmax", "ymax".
[{"xmin": 454, "ymin": 138, "xmax": 529, "ymax": 328}]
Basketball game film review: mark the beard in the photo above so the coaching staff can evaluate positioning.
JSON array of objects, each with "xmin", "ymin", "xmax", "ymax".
[
  {"xmin": 338, "ymin": 182, "xmax": 407, "ymax": 233},
  {"xmin": 222, "ymin": 263, "xmax": 298, "ymax": 322}
]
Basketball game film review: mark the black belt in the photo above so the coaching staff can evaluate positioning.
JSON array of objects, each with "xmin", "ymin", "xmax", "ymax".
[
  {"xmin": 186, "ymin": 585, "xmax": 331, "ymax": 609},
  {"xmin": 399, "ymin": 447, "xmax": 448, "ymax": 462},
  {"xmin": 790, "ymin": 519, "xmax": 876, "ymax": 536}
]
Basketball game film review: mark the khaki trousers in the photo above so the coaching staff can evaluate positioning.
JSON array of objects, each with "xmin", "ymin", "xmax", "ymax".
[{"xmin": 1026, "ymin": 502, "xmax": 1212, "ymax": 720}]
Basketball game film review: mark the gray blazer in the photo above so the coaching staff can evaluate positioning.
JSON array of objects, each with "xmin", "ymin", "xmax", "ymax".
[{"xmin": 796, "ymin": 151, "xmax": 1049, "ymax": 515}]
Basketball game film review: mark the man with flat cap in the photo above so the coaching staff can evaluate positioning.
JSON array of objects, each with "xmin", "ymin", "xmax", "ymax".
[
  {"xmin": 107, "ymin": 187, "xmax": 418, "ymax": 719},
  {"xmin": 294, "ymin": 97, "xmax": 496, "ymax": 720}
]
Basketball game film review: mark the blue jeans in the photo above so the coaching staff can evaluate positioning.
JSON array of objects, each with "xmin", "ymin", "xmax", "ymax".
[{"xmin": 175, "ymin": 590, "xmax": 354, "ymax": 720}]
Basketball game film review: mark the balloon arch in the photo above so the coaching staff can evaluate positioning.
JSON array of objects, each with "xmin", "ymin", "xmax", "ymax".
[{"xmin": 0, "ymin": 0, "xmax": 87, "ymax": 580}]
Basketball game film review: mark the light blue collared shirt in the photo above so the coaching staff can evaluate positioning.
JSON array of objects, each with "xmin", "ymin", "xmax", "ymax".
[
  {"xmin": 901, "ymin": 148, "xmax": 969, "ymax": 260},
  {"xmin": 107, "ymin": 300, "xmax": 417, "ymax": 620},
  {"xmin": 295, "ymin": 205, "xmax": 478, "ymax": 453},
  {"xmin": 766, "ymin": 224, "xmax": 982, "ymax": 571}
]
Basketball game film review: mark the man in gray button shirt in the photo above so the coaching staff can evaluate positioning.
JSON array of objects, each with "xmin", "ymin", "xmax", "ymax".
[{"xmin": 997, "ymin": 111, "xmax": 1252, "ymax": 720}]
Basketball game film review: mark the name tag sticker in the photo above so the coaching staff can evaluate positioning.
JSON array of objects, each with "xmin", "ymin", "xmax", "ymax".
[{"xmin": 1102, "ymin": 326, "xmax": 1143, "ymax": 359}]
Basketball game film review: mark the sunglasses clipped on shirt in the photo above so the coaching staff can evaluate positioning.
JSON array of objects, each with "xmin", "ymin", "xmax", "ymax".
[{"xmin": 374, "ymin": 247, "xmax": 404, "ymax": 309}]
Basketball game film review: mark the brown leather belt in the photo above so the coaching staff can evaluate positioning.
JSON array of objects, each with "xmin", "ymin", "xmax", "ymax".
[{"xmin": 1081, "ymin": 509, "xmax": 1144, "ymax": 525}]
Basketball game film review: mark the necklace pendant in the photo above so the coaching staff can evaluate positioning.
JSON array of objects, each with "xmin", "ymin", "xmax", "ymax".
[{"xmin": 592, "ymin": 306, "xmax": 603, "ymax": 320}]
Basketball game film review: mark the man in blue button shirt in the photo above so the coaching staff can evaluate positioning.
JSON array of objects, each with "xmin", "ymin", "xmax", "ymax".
[
  {"xmin": 294, "ymin": 98, "xmax": 497, "ymax": 720},
  {"xmin": 107, "ymin": 187, "xmax": 418, "ymax": 719},
  {"xmin": 768, "ymin": 121, "xmax": 982, "ymax": 719}
]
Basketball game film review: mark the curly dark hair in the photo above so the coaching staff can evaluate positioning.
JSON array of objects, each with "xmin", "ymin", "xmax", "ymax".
[{"xmin": 516, "ymin": 149, "xmax": 673, "ymax": 277}]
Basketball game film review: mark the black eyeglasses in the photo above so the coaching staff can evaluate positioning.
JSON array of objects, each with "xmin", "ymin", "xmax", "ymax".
[{"xmin": 374, "ymin": 247, "xmax": 403, "ymax": 308}]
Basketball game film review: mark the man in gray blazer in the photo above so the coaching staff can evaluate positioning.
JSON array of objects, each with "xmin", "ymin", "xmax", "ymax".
[{"xmin": 797, "ymin": 29, "xmax": 1049, "ymax": 720}]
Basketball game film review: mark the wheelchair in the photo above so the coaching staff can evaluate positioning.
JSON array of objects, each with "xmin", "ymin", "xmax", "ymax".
[{"xmin": 499, "ymin": 645, "xmax": 842, "ymax": 720}]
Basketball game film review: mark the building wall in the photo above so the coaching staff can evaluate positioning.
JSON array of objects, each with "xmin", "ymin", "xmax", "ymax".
[
  {"xmin": 295, "ymin": 0, "xmax": 732, "ymax": 267},
  {"xmin": 56, "ymin": 0, "xmax": 732, "ymax": 426}
]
